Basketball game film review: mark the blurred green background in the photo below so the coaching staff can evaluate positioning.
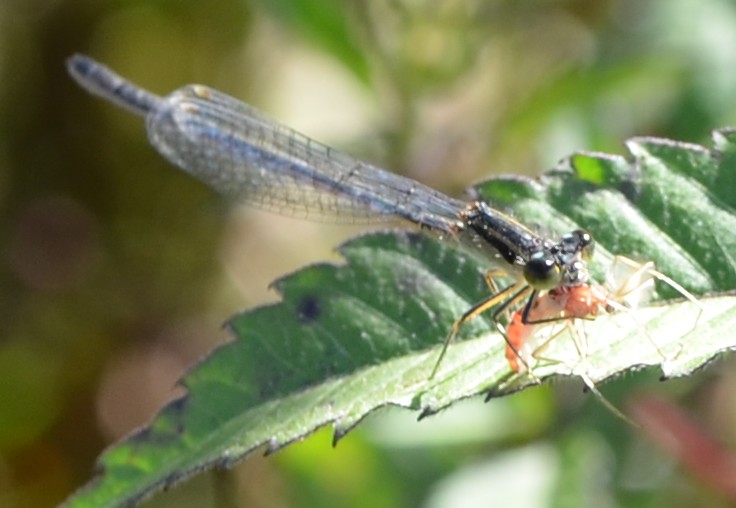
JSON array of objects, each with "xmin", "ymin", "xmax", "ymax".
[{"xmin": 2, "ymin": 0, "xmax": 736, "ymax": 507}]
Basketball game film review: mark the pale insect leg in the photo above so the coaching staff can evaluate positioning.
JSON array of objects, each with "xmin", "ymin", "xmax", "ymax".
[
  {"xmin": 604, "ymin": 256, "xmax": 703, "ymax": 361},
  {"xmin": 504, "ymin": 287, "xmax": 639, "ymax": 425},
  {"xmin": 429, "ymin": 276, "xmax": 528, "ymax": 379},
  {"xmin": 429, "ymin": 269, "xmax": 531, "ymax": 380},
  {"xmin": 505, "ymin": 255, "xmax": 703, "ymax": 423},
  {"xmin": 505, "ymin": 257, "xmax": 658, "ymax": 375},
  {"xmin": 506, "ymin": 284, "xmax": 607, "ymax": 374}
]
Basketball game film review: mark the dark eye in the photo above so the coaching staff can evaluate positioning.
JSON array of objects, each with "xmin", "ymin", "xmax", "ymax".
[
  {"xmin": 524, "ymin": 251, "xmax": 562, "ymax": 290},
  {"xmin": 574, "ymin": 229, "xmax": 595, "ymax": 260}
]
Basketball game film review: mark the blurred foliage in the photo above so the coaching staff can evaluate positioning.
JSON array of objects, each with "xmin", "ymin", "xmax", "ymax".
[{"xmin": 2, "ymin": 0, "xmax": 736, "ymax": 507}]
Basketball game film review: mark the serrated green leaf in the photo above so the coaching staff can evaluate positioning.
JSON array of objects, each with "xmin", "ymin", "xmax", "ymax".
[{"xmin": 63, "ymin": 129, "xmax": 736, "ymax": 508}]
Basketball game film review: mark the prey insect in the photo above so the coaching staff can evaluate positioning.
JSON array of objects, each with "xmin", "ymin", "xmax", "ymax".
[
  {"xmin": 498, "ymin": 256, "xmax": 702, "ymax": 422},
  {"xmin": 504, "ymin": 256, "xmax": 702, "ymax": 383}
]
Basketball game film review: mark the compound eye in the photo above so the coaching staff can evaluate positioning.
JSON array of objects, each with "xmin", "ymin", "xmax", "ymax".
[
  {"xmin": 524, "ymin": 251, "xmax": 562, "ymax": 290},
  {"xmin": 573, "ymin": 229, "xmax": 595, "ymax": 260}
]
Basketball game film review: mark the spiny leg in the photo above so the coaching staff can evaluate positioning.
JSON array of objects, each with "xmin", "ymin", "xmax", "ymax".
[
  {"xmin": 492, "ymin": 285, "xmax": 537, "ymax": 374},
  {"xmin": 429, "ymin": 281, "xmax": 526, "ymax": 379},
  {"xmin": 483, "ymin": 269, "xmax": 506, "ymax": 294},
  {"xmin": 483, "ymin": 268, "xmax": 515, "ymax": 322},
  {"xmin": 520, "ymin": 320, "xmax": 577, "ymax": 373},
  {"xmin": 511, "ymin": 289, "xmax": 599, "ymax": 375},
  {"xmin": 612, "ymin": 256, "xmax": 704, "ymax": 325},
  {"xmin": 514, "ymin": 314, "xmax": 637, "ymax": 425},
  {"xmin": 607, "ymin": 256, "xmax": 703, "ymax": 361},
  {"xmin": 565, "ymin": 318, "xmax": 637, "ymax": 425},
  {"xmin": 504, "ymin": 289, "xmax": 584, "ymax": 382}
]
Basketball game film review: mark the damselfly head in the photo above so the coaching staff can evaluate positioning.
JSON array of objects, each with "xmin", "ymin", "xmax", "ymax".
[{"xmin": 541, "ymin": 229, "xmax": 594, "ymax": 289}]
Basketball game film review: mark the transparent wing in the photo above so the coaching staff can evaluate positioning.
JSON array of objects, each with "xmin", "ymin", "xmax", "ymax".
[{"xmin": 147, "ymin": 85, "xmax": 466, "ymax": 231}]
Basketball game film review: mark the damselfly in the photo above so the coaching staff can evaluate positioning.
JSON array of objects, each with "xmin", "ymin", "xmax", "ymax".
[{"xmin": 67, "ymin": 54, "xmax": 595, "ymax": 376}]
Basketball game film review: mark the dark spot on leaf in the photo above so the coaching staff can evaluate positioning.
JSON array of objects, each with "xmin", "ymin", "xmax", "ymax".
[{"xmin": 296, "ymin": 295, "xmax": 322, "ymax": 323}]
